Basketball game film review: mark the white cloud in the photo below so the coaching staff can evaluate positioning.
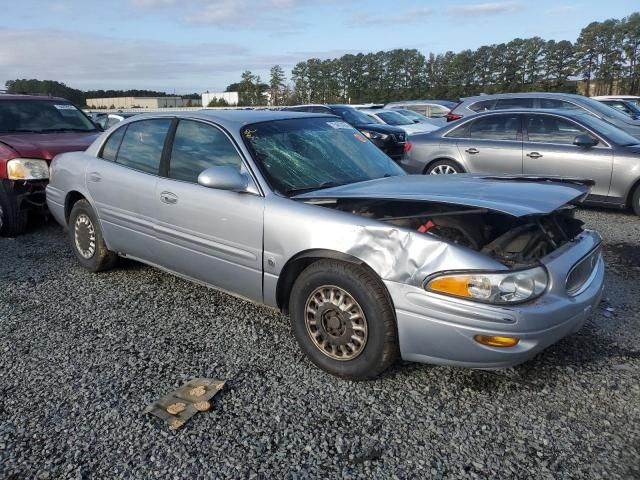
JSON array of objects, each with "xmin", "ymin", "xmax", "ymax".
[
  {"xmin": 352, "ymin": 7, "xmax": 434, "ymax": 27},
  {"xmin": 130, "ymin": 0, "xmax": 177, "ymax": 7},
  {"xmin": 449, "ymin": 2, "xmax": 522, "ymax": 16},
  {"xmin": 127, "ymin": 0, "xmax": 331, "ymax": 28},
  {"xmin": 0, "ymin": 29, "xmax": 301, "ymax": 92}
]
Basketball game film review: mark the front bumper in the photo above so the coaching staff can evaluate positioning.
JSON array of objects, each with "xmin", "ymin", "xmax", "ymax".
[
  {"xmin": 1, "ymin": 179, "xmax": 48, "ymax": 210},
  {"xmin": 387, "ymin": 230, "xmax": 605, "ymax": 368}
]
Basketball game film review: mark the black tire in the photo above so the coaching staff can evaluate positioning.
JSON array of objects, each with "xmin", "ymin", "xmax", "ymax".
[
  {"xmin": 425, "ymin": 159, "xmax": 464, "ymax": 175},
  {"xmin": 68, "ymin": 199, "xmax": 117, "ymax": 272},
  {"xmin": 632, "ymin": 184, "xmax": 640, "ymax": 216},
  {"xmin": 0, "ymin": 181, "xmax": 29, "ymax": 236},
  {"xmin": 289, "ymin": 260, "xmax": 399, "ymax": 380}
]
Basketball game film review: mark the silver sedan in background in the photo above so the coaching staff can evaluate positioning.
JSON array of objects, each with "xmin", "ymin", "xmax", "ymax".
[
  {"xmin": 361, "ymin": 109, "xmax": 439, "ymax": 135},
  {"xmin": 404, "ymin": 109, "xmax": 640, "ymax": 215},
  {"xmin": 448, "ymin": 92, "xmax": 640, "ymax": 139},
  {"xmin": 47, "ymin": 110, "xmax": 604, "ymax": 379}
]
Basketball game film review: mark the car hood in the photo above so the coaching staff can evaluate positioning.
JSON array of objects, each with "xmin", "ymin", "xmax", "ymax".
[
  {"xmin": 293, "ymin": 174, "xmax": 591, "ymax": 217},
  {"xmin": 0, "ymin": 131, "xmax": 100, "ymax": 161}
]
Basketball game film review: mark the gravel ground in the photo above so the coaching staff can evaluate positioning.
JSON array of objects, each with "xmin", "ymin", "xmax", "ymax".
[{"xmin": 1, "ymin": 208, "xmax": 639, "ymax": 479}]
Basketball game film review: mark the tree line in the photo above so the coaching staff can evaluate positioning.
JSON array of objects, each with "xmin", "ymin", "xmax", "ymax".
[{"xmin": 236, "ymin": 11, "xmax": 640, "ymax": 106}]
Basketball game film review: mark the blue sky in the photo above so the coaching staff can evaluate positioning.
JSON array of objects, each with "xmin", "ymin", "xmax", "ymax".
[{"xmin": 1, "ymin": 0, "xmax": 638, "ymax": 93}]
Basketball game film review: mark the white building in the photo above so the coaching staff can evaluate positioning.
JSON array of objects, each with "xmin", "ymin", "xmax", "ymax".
[
  {"xmin": 202, "ymin": 91, "xmax": 239, "ymax": 107},
  {"xmin": 86, "ymin": 97, "xmax": 200, "ymax": 109}
]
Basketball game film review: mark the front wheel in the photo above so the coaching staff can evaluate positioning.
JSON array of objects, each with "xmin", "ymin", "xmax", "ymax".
[
  {"xmin": 426, "ymin": 159, "xmax": 464, "ymax": 175},
  {"xmin": 632, "ymin": 184, "xmax": 640, "ymax": 216},
  {"xmin": 68, "ymin": 199, "xmax": 117, "ymax": 272},
  {"xmin": 289, "ymin": 260, "xmax": 399, "ymax": 380}
]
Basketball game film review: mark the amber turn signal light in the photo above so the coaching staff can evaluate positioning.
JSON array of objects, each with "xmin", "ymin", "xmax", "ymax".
[{"xmin": 474, "ymin": 335, "xmax": 519, "ymax": 347}]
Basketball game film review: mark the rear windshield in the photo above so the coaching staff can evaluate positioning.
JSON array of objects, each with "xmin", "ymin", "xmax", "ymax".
[
  {"xmin": 377, "ymin": 111, "xmax": 413, "ymax": 126},
  {"xmin": 241, "ymin": 117, "xmax": 404, "ymax": 196},
  {"xmin": 578, "ymin": 114, "xmax": 640, "ymax": 146},
  {"xmin": 0, "ymin": 100, "xmax": 97, "ymax": 133},
  {"xmin": 331, "ymin": 107, "xmax": 374, "ymax": 125}
]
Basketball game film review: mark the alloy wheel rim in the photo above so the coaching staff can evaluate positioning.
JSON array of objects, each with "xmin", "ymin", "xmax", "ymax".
[
  {"xmin": 74, "ymin": 213, "xmax": 97, "ymax": 259},
  {"xmin": 304, "ymin": 285, "xmax": 368, "ymax": 361},
  {"xmin": 430, "ymin": 164, "xmax": 458, "ymax": 175}
]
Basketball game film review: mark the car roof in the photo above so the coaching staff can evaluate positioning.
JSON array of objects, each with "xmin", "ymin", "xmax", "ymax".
[
  {"xmin": 459, "ymin": 108, "xmax": 592, "ymax": 119},
  {"xmin": 461, "ymin": 92, "xmax": 587, "ymax": 102},
  {"xmin": 592, "ymin": 95, "xmax": 640, "ymax": 100},
  {"xmin": 0, "ymin": 94, "xmax": 71, "ymax": 102},
  {"xmin": 386, "ymin": 99, "xmax": 455, "ymax": 107},
  {"xmin": 361, "ymin": 109, "xmax": 400, "ymax": 114},
  {"xmin": 117, "ymin": 109, "xmax": 332, "ymax": 130}
]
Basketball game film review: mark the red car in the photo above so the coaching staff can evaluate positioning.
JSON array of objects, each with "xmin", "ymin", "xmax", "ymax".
[{"xmin": 0, "ymin": 95, "xmax": 100, "ymax": 235}]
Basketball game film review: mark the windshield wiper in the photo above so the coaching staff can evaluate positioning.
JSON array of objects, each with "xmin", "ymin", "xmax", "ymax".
[{"xmin": 285, "ymin": 181, "xmax": 350, "ymax": 196}]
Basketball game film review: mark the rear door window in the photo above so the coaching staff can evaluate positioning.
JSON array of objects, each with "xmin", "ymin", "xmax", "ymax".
[
  {"xmin": 469, "ymin": 115, "xmax": 521, "ymax": 141},
  {"xmin": 539, "ymin": 99, "xmax": 582, "ymax": 111},
  {"xmin": 429, "ymin": 105, "xmax": 449, "ymax": 117},
  {"xmin": 468, "ymin": 100, "xmax": 495, "ymax": 112},
  {"xmin": 115, "ymin": 119, "xmax": 172, "ymax": 175},
  {"xmin": 168, "ymin": 120, "xmax": 243, "ymax": 183},
  {"xmin": 101, "ymin": 127, "xmax": 126, "ymax": 162},
  {"xmin": 444, "ymin": 122, "xmax": 471, "ymax": 138},
  {"xmin": 525, "ymin": 115, "xmax": 588, "ymax": 144},
  {"xmin": 495, "ymin": 98, "xmax": 534, "ymax": 110}
]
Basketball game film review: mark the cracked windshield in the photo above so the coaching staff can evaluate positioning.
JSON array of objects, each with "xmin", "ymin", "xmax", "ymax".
[{"xmin": 242, "ymin": 117, "xmax": 404, "ymax": 195}]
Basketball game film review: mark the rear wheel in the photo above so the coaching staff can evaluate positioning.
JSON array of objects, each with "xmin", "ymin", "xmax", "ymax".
[
  {"xmin": 426, "ymin": 159, "xmax": 464, "ymax": 175},
  {"xmin": 68, "ymin": 199, "xmax": 117, "ymax": 272},
  {"xmin": 0, "ymin": 181, "xmax": 28, "ymax": 236},
  {"xmin": 632, "ymin": 184, "xmax": 640, "ymax": 216},
  {"xmin": 289, "ymin": 260, "xmax": 399, "ymax": 380}
]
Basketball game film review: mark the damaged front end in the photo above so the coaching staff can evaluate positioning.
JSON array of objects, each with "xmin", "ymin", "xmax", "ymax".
[
  {"xmin": 294, "ymin": 175, "xmax": 595, "ymax": 274},
  {"xmin": 325, "ymin": 199, "xmax": 585, "ymax": 268}
]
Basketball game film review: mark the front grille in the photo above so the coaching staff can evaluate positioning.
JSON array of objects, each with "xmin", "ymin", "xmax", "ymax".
[{"xmin": 566, "ymin": 246, "xmax": 601, "ymax": 296}]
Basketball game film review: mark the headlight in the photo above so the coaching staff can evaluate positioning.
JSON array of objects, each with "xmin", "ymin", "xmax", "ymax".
[
  {"xmin": 7, "ymin": 159, "xmax": 49, "ymax": 180},
  {"xmin": 361, "ymin": 130, "xmax": 388, "ymax": 141},
  {"xmin": 425, "ymin": 266, "xmax": 548, "ymax": 304}
]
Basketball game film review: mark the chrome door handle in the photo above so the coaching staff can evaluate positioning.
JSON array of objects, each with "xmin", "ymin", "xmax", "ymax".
[
  {"xmin": 465, "ymin": 148, "xmax": 479, "ymax": 154},
  {"xmin": 527, "ymin": 152, "xmax": 543, "ymax": 159},
  {"xmin": 88, "ymin": 172, "xmax": 102, "ymax": 182},
  {"xmin": 160, "ymin": 191, "xmax": 178, "ymax": 204}
]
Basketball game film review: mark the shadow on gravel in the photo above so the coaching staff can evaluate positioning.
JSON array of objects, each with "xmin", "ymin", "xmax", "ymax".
[
  {"xmin": 604, "ymin": 242, "xmax": 640, "ymax": 270},
  {"xmin": 577, "ymin": 205, "xmax": 636, "ymax": 217}
]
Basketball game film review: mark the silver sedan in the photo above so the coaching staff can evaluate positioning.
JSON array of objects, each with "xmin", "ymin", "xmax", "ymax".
[
  {"xmin": 46, "ymin": 110, "xmax": 604, "ymax": 379},
  {"xmin": 403, "ymin": 109, "xmax": 640, "ymax": 216}
]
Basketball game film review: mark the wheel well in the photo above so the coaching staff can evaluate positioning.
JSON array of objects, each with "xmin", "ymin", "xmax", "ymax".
[
  {"xmin": 65, "ymin": 191, "xmax": 86, "ymax": 225},
  {"xmin": 275, "ymin": 250, "xmax": 394, "ymax": 315},
  {"xmin": 422, "ymin": 157, "xmax": 464, "ymax": 174},
  {"xmin": 626, "ymin": 178, "xmax": 640, "ymax": 207}
]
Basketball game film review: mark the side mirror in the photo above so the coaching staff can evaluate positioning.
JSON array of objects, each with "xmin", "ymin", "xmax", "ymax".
[
  {"xmin": 573, "ymin": 134, "xmax": 598, "ymax": 148},
  {"xmin": 197, "ymin": 166, "xmax": 249, "ymax": 192}
]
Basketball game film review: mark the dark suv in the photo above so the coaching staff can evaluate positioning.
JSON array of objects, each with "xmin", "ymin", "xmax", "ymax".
[
  {"xmin": 0, "ymin": 95, "xmax": 101, "ymax": 235},
  {"xmin": 284, "ymin": 104, "xmax": 409, "ymax": 160}
]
